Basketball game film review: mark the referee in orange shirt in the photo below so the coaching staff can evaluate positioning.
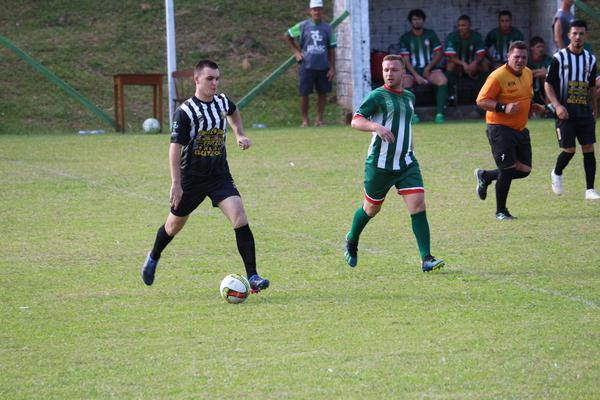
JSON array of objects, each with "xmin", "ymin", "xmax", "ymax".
[{"xmin": 474, "ymin": 41, "xmax": 544, "ymax": 220}]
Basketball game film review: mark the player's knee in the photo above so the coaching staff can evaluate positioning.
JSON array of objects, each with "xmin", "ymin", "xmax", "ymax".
[{"xmin": 363, "ymin": 202, "xmax": 381, "ymax": 217}]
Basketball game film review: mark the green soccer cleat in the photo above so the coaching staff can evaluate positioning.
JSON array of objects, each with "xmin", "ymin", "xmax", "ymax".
[
  {"xmin": 411, "ymin": 113, "xmax": 420, "ymax": 124},
  {"xmin": 434, "ymin": 113, "xmax": 445, "ymax": 123}
]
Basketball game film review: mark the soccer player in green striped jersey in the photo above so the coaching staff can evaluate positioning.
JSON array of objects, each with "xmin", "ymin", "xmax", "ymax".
[
  {"xmin": 343, "ymin": 54, "xmax": 445, "ymax": 272},
  {"xmin": 445, "ymin": 15, "xmax": 489, "ymax": 98},
  {"xmin": 398, "ymin": 8, "xmax": 448, "ymax": 124},
  {"xmin": 485, "ymin": 10, "xmax": 524, "ymax": 70}
]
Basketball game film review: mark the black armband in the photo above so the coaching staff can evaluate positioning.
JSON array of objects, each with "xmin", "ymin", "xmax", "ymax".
[{"xmin": 495, "ymin": 103, "xmax": 507, "ymax": 113}]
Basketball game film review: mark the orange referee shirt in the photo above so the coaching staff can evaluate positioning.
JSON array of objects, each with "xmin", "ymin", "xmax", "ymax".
[{"xmin": 476, "ymin": 64, "xmax": 533, "ymax": 131}]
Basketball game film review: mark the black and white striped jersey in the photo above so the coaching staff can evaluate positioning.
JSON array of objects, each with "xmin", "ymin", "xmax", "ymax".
[
  {"xmin": 170, "ymin": 94, "xmax": 237, "ymax": 176},
  {"xmin": 546, "ymin": 48, "xmax": 597, "ymax": 117}
]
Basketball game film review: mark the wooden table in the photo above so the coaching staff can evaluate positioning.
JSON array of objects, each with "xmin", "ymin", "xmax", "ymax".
[{"xmin": 113, "ymin": 73, "xmax": 164, "ymax": 132}]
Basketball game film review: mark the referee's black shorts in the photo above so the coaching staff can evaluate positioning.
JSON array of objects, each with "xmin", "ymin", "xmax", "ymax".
[
  {"xmin": 170, "ymin": 172, "xmax": 240, "ymax": 217},
  {"xmin": 555, "ymin": 115, "xmax": 596, "ymax": 148},
  {"xmin": 486, "ymin": 124, "xmax": 532, "ymax": 169}
]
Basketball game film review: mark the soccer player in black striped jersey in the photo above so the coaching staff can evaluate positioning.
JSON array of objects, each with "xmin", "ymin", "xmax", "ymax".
[
  {"xmin": 141, "ymin": 60, "xmax": 270, "ymax": 291},
  {"xmin": 545, "ymin": 20, "xmax": 599, "ymax": 200}
]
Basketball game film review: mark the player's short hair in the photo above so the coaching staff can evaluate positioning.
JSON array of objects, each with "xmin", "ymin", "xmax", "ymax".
[
  {"xmin": 408, "ymin": 9, "xmax": 426, "ymax": 21},
  {"xmin": 570, "ymin": 19, "xmax": 588, "ymax": 31},
  {"xmin": 458, "ymin": 15, "xmax": 471, "ymax": 24},
  {"xmin": 382, "ymin": 54, "xmax": 405, "ymax": 66},
  {"xmin": 499, "ymin": 10, "xmax": 512, "ymax": 19},
  {"xmin": 530, "ymin": 36, "xmax": 544, "ymax": 47},
  {"xmin": 508, "ymin": 40, "xmax": 527, "ymax": 53},
  {"xmin": 195, "ymin": 60, "xmax": 219, "ymax": 75}
]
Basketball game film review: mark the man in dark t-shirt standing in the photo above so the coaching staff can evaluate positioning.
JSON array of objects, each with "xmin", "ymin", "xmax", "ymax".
[
  {"xmin": 141, "ymin": 59, "xmax": 270, "ymax": 292},
  {"xmin": 285, "ymin": 0, "xmax": 336, "ymax": 127}
]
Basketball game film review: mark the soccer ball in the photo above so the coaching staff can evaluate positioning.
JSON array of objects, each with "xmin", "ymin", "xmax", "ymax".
[
  {"xmin": 220, "ymin": 274, "xmax": 250, "ymax": 304},
  {"xmin": 142, "ymin": 118, "xmax": 160, "ymax": 133}
]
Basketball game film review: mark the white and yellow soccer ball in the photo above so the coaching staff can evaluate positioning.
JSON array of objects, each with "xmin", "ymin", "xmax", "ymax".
[
  {"xmin": 220, "ymin": 274, "xmax": 250, "ymax": 304},
  {"xmin": 142, "ymin": 118, "xmax": 160, "ymax": 133}
]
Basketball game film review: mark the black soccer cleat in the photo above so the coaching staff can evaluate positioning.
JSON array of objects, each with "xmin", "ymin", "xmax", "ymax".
[
  {"xmin": 495, "ymin": 209, "xmax": 517, "ymax": 221},
  {"xmin": 474, "ymin": 168, "xmax": 489, "ymax": 200},
  {"xmin": 344, "ymin": 237, "xmax": 358, "ymax": 267}
]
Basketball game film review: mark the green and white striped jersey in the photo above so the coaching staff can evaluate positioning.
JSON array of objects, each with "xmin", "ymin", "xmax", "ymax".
[
  {"xmin": 354, "ymin": 85, "xmax": 417, "ymax": 171},
  {"xmin": 398, "ymin": 29, "xmax": 443, "ymax": 69}
]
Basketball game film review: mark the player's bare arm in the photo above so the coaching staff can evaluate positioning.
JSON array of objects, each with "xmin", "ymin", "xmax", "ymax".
[
  {"xmin": 545, "ymin": 82, "xmax": 569, "ymax": 119},
  {"xmin": 423, "ymin": 50, "xmax": 442, "ymax": 79},
  {"xmin": 351, "ymin": 115, "xmax": 395, "ymax": 143},
  {"xmin": 227, "ymin": 109, "xmax": 251, "ymax": 150},
  {"xmin": 169, "ymin": 142, "xmax": 183, "ymax": 209},
  {"xmin": 402, "ymin": 55, "xmax": 426, "ymax": 83},
  {"xmin": 589, "ymin": 87, "xmax": 597, "ymax": 119}
]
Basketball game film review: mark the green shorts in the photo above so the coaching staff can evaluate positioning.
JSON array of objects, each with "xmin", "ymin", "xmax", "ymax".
[{"xmin": 363, "ymin": 162, "xmax": 424, "ymax": 204}]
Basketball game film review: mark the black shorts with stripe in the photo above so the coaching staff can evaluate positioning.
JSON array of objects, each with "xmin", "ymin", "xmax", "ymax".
[
  {"xmin": 486, "ymin": 124, "xmax": 532, "ymax": 169},
  {"xmin": 555, "ymin": 116, "xmax": 596, "ymax": 148},
  {"xmin": 170, "ymin": 172, "xmax": 240, "ymax": 217}
]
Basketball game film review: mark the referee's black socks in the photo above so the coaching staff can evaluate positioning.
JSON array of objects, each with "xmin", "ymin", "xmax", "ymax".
[
  {"xmin": 235, "ymin": 224, "xmax": 257, "ymax": 278},
  {"xmin": 495, "ymin": 168, "xmax": 530, "ymax": 213}
]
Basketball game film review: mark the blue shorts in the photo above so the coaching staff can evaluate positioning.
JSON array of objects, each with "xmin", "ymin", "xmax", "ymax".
[{"xmin": 299, "ymin": 66, "xmax": 332, "ymax": 96}]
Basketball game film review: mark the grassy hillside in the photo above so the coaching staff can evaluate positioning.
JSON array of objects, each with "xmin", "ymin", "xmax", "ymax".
[{"xmin": 0, "ymin": 0, "xmax": 343, "ymax": 133}]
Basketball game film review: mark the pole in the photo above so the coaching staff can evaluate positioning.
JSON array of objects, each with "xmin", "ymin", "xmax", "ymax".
[{"xmin": 165, "ymin": 0, "xmax": 177, "ymax": 127}]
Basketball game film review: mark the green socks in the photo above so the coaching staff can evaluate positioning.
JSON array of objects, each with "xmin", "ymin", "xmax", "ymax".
[
  {"xmin": 411, "ymin": 210, "xmax": 431, "ymax": 260},
  {"xmin": 347, "ymin": 206, "xmax": 371, "ymax": 243},
  {"xmin": 436, "ymin": 84, "xmax": 448, "ymax": 115},
  {"xmin": 445, "ymin": 70, "xmax": 456, "ymax": 97}
]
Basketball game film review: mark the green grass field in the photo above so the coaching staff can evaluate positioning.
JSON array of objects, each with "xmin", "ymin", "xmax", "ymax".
[{"xmin": 1, "ymin": 120, "xmax": 600, "ymax": 399}]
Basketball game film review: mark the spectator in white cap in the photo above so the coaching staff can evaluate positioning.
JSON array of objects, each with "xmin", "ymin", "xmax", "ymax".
[{"xmin": 284, "ymin": 0, "xmax": 336, "ymax": 126}]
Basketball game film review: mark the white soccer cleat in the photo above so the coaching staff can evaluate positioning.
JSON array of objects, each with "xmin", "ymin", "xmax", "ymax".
[
  {"xmin": 551, "ymin": 169, "xmax": 564, "ymax": 195},
  {"xmin": 585, "ymin": 189, "xmax": 600, "ymax": 200}
]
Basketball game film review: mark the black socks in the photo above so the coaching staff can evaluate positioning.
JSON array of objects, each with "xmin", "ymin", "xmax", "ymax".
[
  {"xmin": 583, "ymin": 152, "xmax": 596, "ymax": 190},
  {"xmin": 150, "ymin": 224, "xmax": 174, "ymax": 260},
  {"xmin": 235, "ymin": 224, "xmax": 257, "ymax": 278},
  {"xmin": 554, "ymin": 151, "xmax": 575, "ymax": 175}
]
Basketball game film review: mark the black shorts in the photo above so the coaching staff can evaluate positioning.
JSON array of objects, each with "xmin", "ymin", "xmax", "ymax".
[
  {"xmin": 486, "ymin": 124, "xmax": 532, "ymax": 169},
  {"xmin": 299, "ymin": 66, "xmax": 332, "ymax": 96},
  {"xmin": 171, "ymin": 172, "xmax": 240, "ymax": 217},
  {"xmin": 555, "ymin": 116, "xmax": 596, "ymax": 148}
]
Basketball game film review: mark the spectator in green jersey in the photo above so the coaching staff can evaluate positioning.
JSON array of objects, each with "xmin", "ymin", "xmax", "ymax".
[
  {"xmin": 485, "ymin": 10, "xmax": 524, "ymax": 70},
  {"xmin": 398, "ymin": 8, "xmax": 448, "ymax": 124},
  {"xmin": 445, "ymin": 15, "xmax": 489, "ymax": 99},
  {"xmin": 527, "ymin": 37, "xmax": 552, "ymax": 105},
  {"xmin": 343, "ymin": 54, "xmax": 445, "ymax": 273}
]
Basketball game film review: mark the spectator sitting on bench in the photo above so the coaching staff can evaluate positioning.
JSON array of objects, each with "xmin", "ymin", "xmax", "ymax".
[
  {"xmin": 398, "ymin": 8, "xmax": 448, "ymax": 124},
  {"xmin": 445, "ymin": 15, "xmax": 489, "ymax": 102},
  {"xmin": 527, "ymin": 36, "xmax": 552, "ymax": 106},
  {"xmin": 485, "ymin": 10, "xmax": 524, "ymax": 71}
]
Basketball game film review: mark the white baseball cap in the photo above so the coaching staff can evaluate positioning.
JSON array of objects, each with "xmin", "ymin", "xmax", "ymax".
[{"xmin": 310, "ymin": 0, "xmax": 323, "ymax": 8}]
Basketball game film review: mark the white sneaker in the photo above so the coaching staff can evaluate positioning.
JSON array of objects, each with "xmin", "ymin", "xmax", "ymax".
[
  {"xmin": 551, "ymin": 169, "xmax": 564, "ymax": 195},
  {"xmin": 585, "ymin": 189, "xmax": 600, "ymax": 200}
]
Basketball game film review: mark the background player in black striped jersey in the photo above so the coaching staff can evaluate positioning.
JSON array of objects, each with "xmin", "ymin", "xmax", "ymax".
[
  {"xmin": 141, "ymin": 60, "xmax": 270, "ymax": 291},
  {"xmin": 545, "ymin": 20, "xmax": 600, "ymax": 200}
]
